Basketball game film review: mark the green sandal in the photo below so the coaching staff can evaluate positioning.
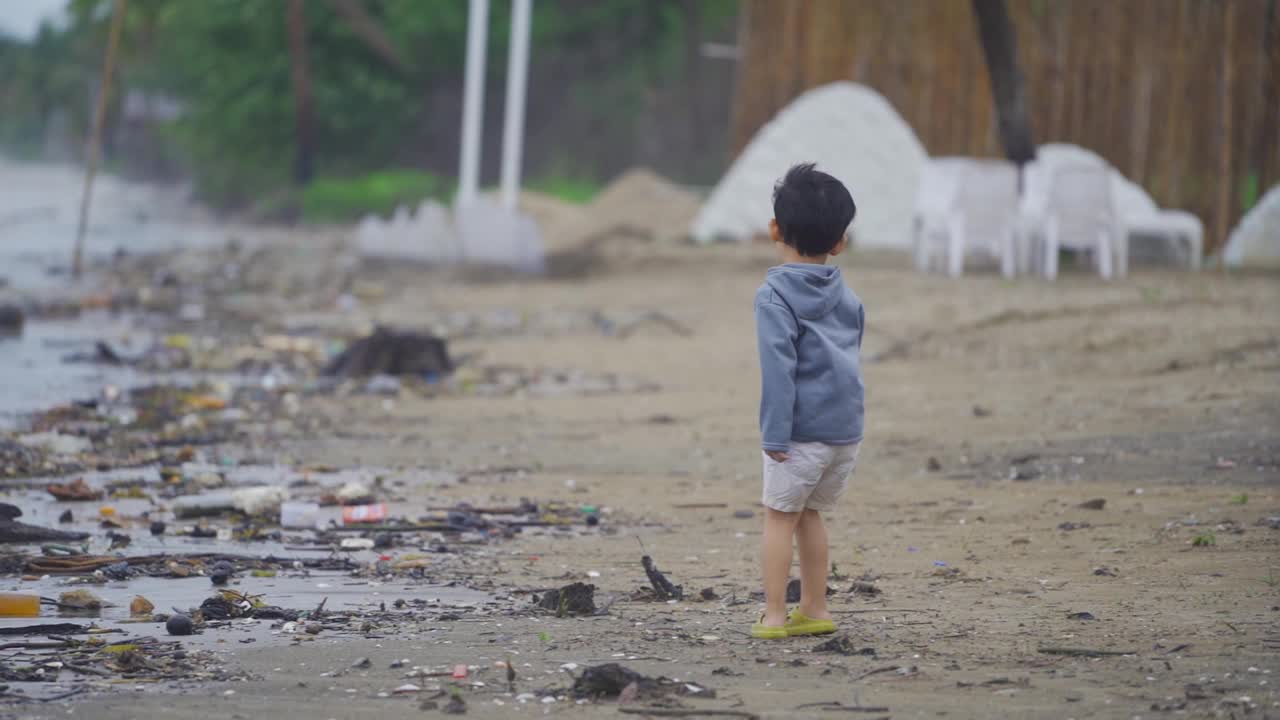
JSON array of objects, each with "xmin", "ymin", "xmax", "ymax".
[
  {"xmin": 785, "ymin": 609, "xmax": 837, "ymax": 636},
  {"xmin": 750, "ymin": 614, "xmax": 788, "ymax": 640}
]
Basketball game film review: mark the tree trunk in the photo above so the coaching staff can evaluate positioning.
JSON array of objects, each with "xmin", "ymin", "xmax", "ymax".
[
  {"xmin": 681, "ymin": 0, "xmax": 704, "ymax": 178},
  {"xmin": 286, "ymin": 0, "xmax": 315, "ymax": 185},
  {"xmin": 1216, "ymin": 0, "xmax": 1236, "ymax": 249},
  {"xmin": 970, "ymin": 0, "xmax": 1036, "ymax": 168},
  {"xmin": 1257, "ymin": 0, "xmax": 1279, "ymax": 192},
  {"xmin": 329, "ymin": 0, "xmax": 409, "ymax": 74}
]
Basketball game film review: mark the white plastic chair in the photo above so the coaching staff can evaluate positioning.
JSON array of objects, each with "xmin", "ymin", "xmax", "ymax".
[
  {"xmin": 912, "ymin": 158, "xmax": 963, "ymax": 273},
  {"xmin": 1124, "ymin": 210, "xmax": 1203, "ymax": 270},
  {"xmin": 1040, "ymin": 163, "xmax": 1127, "ymax": 280},
  {"xmin": 915, "ymin": 160, "xmax": 1020, "ymax": 278}
]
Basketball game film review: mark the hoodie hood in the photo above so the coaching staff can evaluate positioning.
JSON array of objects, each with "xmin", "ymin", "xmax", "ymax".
[{"xmin": 765, "ymin": 264, "xmax": 846, "ymax": 320}]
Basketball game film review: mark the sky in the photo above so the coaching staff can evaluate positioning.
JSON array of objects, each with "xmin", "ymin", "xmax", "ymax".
[{"xmin": 0, "ymin": 0, "xmax": 69, "ymax": 41}]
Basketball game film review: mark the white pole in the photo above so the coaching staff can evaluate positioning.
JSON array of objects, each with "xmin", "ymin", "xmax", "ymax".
[
  {"xmin": 457, "ymin": 0, "xmax": 489, "ymax": 208},
  {"xmin": 499, "ymin": 0, "xmax": 533, "ymax": 211}
]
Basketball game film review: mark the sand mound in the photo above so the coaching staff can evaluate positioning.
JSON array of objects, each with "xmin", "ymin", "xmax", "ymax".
[
  {"xmin": 691, "ymin": 82, "xmax": 928, "ymax": 249},
  {"xmin": 539, "ymin": 168, "xmax": 701, "ymax": 253},
  {"xmin": 1224, "ymin": 184, "xmax": 1280, "ymax": 267}
]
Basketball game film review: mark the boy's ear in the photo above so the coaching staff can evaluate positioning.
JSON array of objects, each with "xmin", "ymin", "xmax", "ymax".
[
  {"xmin": 828, "ymin": 235, "xmax": 848, "ymax": 257},
  {"xmin": 768, "ymin": 219, "xmax": 782, "ymax": 243}
]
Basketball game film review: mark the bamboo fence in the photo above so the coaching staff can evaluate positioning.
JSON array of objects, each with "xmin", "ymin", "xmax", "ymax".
[{"xmin": 731, "ymin": 0, "xmax": 1279, "ymax": 252}]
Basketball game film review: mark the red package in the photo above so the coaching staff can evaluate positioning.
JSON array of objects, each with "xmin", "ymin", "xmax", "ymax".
[
  {"xmin": 342, "ymin": 503, "xmax": 387, "ymax": 525},
  {"xmin": 451, "ymin": 664, "xmax": 468, "ymax": 679}
]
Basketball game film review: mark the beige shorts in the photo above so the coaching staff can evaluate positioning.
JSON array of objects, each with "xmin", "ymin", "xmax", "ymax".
[{"xmin": 762, "ymin": 441, "xmax": 861, "ymax": 513}]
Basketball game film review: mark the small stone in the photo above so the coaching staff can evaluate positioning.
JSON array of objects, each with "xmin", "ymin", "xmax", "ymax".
[
  {"xmin": 150, "ymin": 521, "xmax": 166, "ymax": 536},
  {"xmin": 305, "ymin": 623, "xmax": 322, "ymax": 635},
  {"xmin": 166, "ymin": 614, "xmax": 195, "ymax": 636}
]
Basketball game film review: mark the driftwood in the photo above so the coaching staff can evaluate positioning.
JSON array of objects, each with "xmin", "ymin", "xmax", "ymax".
[
  {"xmin": 0, "ymin": 520, "xmax": 89, "ymax": 545},
  {"xmin": 0, "ymin": 623, "xmax": 90, "ymax": 637}
]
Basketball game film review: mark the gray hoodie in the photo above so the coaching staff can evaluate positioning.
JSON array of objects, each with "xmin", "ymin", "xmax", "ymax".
[{"xmin": 755, "ymin": 263, "xmax": 865, "ymax": 452}]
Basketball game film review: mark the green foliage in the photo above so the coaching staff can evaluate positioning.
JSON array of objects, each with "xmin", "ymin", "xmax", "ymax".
[
  {"xmin": 1191, "ymin": 532, "xmax": 1216, "ymax": 547},
  {"xmin": 301, "ymin": 170, "xmax": 453, "ymax": 223},
  {"xmin": 2, "ymin": 0, "xmax": 740, "ymax": 210},
  {"xmin": 1228, "ymin": 493, "xmax": 1248, "ymax": 505},
  {"xmin": 1241, "ymin": 173, "xmax": 1259, "ymax": 213},
  {"xmin": 527, "ymin": 173, "xmax": 600, "ymax": 205}
]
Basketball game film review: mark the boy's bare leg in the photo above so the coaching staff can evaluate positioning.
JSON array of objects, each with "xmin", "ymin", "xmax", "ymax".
[
  {"xmin": 795, "ymin": 509, "xmax": 832, "ymax": 620},
  {"xmin": 761, "ymin": 508, "xmax": 801, "ymax": 626}
]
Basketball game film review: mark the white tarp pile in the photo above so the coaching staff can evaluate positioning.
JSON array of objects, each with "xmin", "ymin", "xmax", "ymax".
[
  {"xmin": 354, "ymin": 199, "xmax": 544, "ymax": 273},
  {"xmin": 691, "ymin": 82, "xmax": 927, "ymax": 249},
  {"xmin": 1224, "ymin": 184, "xmax": 1280, "ymax": 267}
]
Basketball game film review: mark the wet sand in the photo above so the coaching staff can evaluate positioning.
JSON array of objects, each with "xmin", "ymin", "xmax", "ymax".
[{"xmin": 5, "ymin": 236, "xmax": 1279, "ymax": 719}]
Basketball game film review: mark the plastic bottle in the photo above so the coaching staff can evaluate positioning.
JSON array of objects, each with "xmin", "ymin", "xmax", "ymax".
[
  {"xmin": 280, "ymin": 501, "xmax": 321, "ymax": 530},
  {"xmin": 0, "ymin": 593, "xmax": 41, "ymax": 617}
]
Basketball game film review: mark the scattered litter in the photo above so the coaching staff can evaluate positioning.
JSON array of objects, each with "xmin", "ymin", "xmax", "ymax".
[
  {"xmin": 442, "ymin": 693, "xmax": 467, "ymax": 714},
  {"xmin": 342, "ymin": 503, "xmax": 388, "ymax": 525},
  {"xmin": 641, "ymin": 554, "xmax": 683, "ymax": 601},
  {"xmin": 20, "ymin": 432, "xmax": 91, "ymax": 456},
  {"xmin": 0, "ymin": 592, "xmax": 41, "ymax": 618},
  {"xmin": 812, "ymin": 634, "xmax": 876, "ymax": 656},
  {"xmin": 1077, "ymin": 498, "xmax": 1106, "ymax": 510},
  {"xmin": 57, "ymin": 589, "xmax": 103, "ymax": 611},
  {"xmin": 848, "ymin": 581, "xmax": 881, "ymax": 596},
  {"xmin": 1067, "ymin": 611, "xmax": 1098, "ymax": 621},
  {"xmin": 166, "ymin": 614, "xmax": 195, "ymax": 636},
  {"xmin": 280, "ymin": 501, "xmax": 321, "ymax": 529},
  {"xmin": 538, "ymin": 582, "xmax": 596, "ymax": 616},
  {"xmin": 572, "ymin": 663, "xmax": 714, "ymax": 700},
  {"xmin": 323, "ymin": 326, "xmax": 452, "ymax": 379},
  {"xmin": 130, "ymin": 596, "xmax": 155, "ymax": 616},
  {"xmin": 46, "ymin": 478, "xmax": 103, "ymax": 502}
]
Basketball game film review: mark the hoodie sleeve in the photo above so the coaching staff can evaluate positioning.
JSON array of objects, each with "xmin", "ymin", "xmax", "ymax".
[{"xmin": 755, "ymin": 297, "xmax": 798, "ymax": 452}]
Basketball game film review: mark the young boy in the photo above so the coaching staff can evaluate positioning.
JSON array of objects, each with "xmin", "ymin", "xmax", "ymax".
[{"xmin": 752, "ymin": 163, "xmax": 864, "ymax": 639}]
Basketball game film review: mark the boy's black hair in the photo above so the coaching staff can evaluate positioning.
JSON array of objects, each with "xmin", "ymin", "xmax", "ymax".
[{"xmin": 772, "ymin": 163, "xmax": 856, "ymax": 256}]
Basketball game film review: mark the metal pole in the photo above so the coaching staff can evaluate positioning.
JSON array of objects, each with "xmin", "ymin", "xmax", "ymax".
[
  {"xmin": 457, "ymin": 0, "xmax": 489, "ymax": 208},
  {"xmin": 73, "ymin": 0, "xmax": 127, "ymax": 279},
  {"xmin": 499, "ymin": 0, "xmax": 533, "ymax": 211}
]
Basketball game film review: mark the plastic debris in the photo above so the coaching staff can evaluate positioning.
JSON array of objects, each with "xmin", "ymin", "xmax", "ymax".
[
  {"xmin": 166, "ymin": 614, "xmax": 195, "ymax": 636},
  {"xmin": 342, "ymin": 503, "xmax": 388, "ymax": 525}
]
